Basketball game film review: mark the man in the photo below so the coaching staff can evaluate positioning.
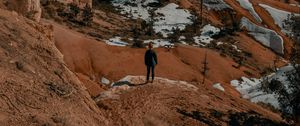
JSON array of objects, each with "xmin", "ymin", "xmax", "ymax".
[{"xmin": 144, "ymin": 42, "xmax": 157, "ymax": 83}]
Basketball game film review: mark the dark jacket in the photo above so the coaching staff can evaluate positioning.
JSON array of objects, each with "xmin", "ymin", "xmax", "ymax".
[{"xmin": 144, "ymin": 49, "xmax": 157, "ymax": 66}]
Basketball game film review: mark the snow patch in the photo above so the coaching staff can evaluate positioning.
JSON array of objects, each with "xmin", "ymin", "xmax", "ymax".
[
  {"xmin": 213, "ymin": 83, "xmax": 225, "ymax": 92},
  {"xmin": 240, "ymin": 17, "xmax": 284, "ymax": 54},
  {"xmin": 105, "ymin": 37, "xmax": 129, "ymax": 46},
  {"xmin": 259, "ymin": 4, "xmax": 300, "ymax": 35},
  {"xmin": 112, "ymin": 0, "xmax": 158, "ymax": 20},
  {"xmin": 153, "ymin": 3, "xmax": 193, "ymax": 37},
  {"xmin": 113, "ymin": 2, "xmax": 194, "ymax": 38},
  {"xmin": 144, "ymin": 39, "xmax": 174, "ymax": 48},
  {"xmin": 231, "ymin": 77, "xmax": 280, "ymax": 109},
  {"xmin": 231, "ymin": 65, "xmax": 297, "ymax": 109},
  {"xmin": 193, "ymin": 24, "xmax": 220, "ymax": 45},
  {"xmin": 236, "ymin": 0, "xmax": 262, "ymax": 22},
  {"xmin": 101, "ymin": 77, "xmax": 110, "ymax": 85}
]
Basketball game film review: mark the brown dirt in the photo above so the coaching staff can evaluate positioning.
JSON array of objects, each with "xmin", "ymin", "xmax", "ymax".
[
  {"xmin": 50, "ymin": 19, "xmax": 284, "ymax": 100},
  {"xmin": 95, "ymin": 76, "xmax": 282, "ymax": 126},
  {"xmin": 1, "ymin": 0, "xmax": 297, "ymax": 125},
  {"xmin": 0, "ymin": 9, "xmax": 108, "ymax": 126}
]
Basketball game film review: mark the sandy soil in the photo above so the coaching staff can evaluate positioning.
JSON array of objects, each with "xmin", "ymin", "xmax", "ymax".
[
  {"xmin": 0, "ymin": 9, "xmax": 108, "ymax": 126},
  {"xmin": 1, "ymin": 0, "xmax": 298, "ymax": 125}
]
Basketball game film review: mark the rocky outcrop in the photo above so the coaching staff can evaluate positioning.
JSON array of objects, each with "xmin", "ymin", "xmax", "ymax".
[
  {"xmin": 0, "ymin": 9, "xmax": 107, "ymax": 125},
  {"xmin": 6, "ymin": 0, "xmax": 42, "ymax": 22}
]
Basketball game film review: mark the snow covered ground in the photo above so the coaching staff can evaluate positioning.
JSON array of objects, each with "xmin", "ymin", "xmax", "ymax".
[
  {"xmin": 113, "ymin": 1, "xmax": 193, "ymax": 37},
  {"xmin": 231, "ymin": 77, "xmax": 280, "ymax": 109},
  {"xmin": 144, "ymin": 39, "xmax": 174, "ymax": 48},
  {"xmin": 259, "ymin": 4, "xmax": 300, "ymax": 35},
  {"xmin": 193, "ymin": 24, "xmax": 220, "ymax": 45},
  {"xmin": 203, "ymin": 0, "xmax": 232, "ymax": 10},
  {"xmin": 112, "ymin": 0, "xmax": 159, "ymax": 20},
  {"xmin": 236, "ymin": 0, "xmax": 262, "ymax": 23},
  {"xmin": 105, "ymin": 37, "xmax": 129, "ymax": 46},
  {"xmin": 240, "ymin": 17, "xmax": 284, "ymax": 54},
  {"xmin": 231, "ymin": 65, "xmax": 296, "ymax": 110},
  {"xmin": 153, "ymin": 3, "xmax": 193, "ymax": 37}
]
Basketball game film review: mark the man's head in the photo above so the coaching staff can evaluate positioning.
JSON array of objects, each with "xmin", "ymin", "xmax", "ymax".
[{"xmin": 148, "ymin": 42, "xmax": 154, "ymax": 49}]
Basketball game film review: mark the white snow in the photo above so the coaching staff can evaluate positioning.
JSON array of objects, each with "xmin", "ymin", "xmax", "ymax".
[
  {"xmin": 231, "ymin": 65, "xmax": 298, "ymax": 110},
  {"xmin": 236, "ymin": 0, "xmax": 262, "ymax": 23},
  {"xmin": 153, "ymin": 3, "xmax": 193, "ymax": 37},
  {"xmin": 240, "ymin": 17, "xmax": 284, "ymax": 54},
  {"xmin": 112, "ymin": 0, "xmax": 158, "ymax": 20},
  {"xmin": 231, "ymin": 77, "xmax": 280, "ymax": 109},
  {"xmin": 144, "ymin": 39, "xmax": 174, "ymax": 48},
  {"xmin": 201, "ymin": 24, "xmax": 221, "ymax": 36},
  {"xmin": 193, "ymin": 24, "xmax": 220, "ymax": 45},
  {"xmin": 231, "ymin": 45, "xmax": 242, "ymax": 52},
  {"xmin": 203, "ymin": 0, "xmax": 232, "ymax": 11},
  {"xmin": 259, "ymin": 4, "xmax": 300, "ymax": 35},
  {"xmin": 105, "ymin": 37, "xmax": 129, "ymax": 46},
  {"xmin": 113, "ymin": 2, "xmax": 193, "ymax": 37},
  {"xmin": 142, "ymin": 0, "xmax": 159, "ymax": 6},
  {"xmin": 213, "ymin": 83, "xmax": 225, "ymax": 92},
  {"xmin": 179, "ymin": 36, "xmax": 186, "ymax": 40},
  {"xmin": 193, "ymin": 36, "xmax": 213, "ymax": 45},
  {"xmin": 101, "ymin": 77, "xmax": 110, "ymax": 85},
  {"xmin": 216, "ymin": 41, "xmax": 224, "ymax": 46}
]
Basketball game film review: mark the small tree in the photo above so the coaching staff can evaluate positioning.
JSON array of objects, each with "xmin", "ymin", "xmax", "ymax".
[
  {"xmin": 131, "ymin": 25, "xmax": 144, "ymax": 48},
  {"xmin": 202, "ymin": 51, "xmax": 209, "ymax": 84},
  {"xmin": 68, "ymin": 3, "xmax": 80, "ymax": 17},
  {"xmin": 168, "ymin": 27, "xmax": 181, "ymax": 43},
  {"xmin": 82, "ymin": 4, "xmax": 93, "ymax": 26}
]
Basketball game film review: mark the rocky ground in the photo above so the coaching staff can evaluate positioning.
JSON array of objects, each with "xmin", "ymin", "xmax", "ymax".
[{"xmin": 0, "ymin": 0, "xmax": 299, "ymax": 125}]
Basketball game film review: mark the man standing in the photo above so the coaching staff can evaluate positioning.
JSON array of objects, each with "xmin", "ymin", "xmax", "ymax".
[{"xmin": 144, "ymin": 42, "xmax": 157, "ymax": 83}]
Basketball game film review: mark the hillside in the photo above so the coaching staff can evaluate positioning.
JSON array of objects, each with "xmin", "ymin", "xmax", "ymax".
[
  {"xmin": 0, "ymin": 0, "xmax": 299, "ymax": 125},
  {"xmin": 0, "ymin": 9, "xmax": 107, "ymax": 125}
]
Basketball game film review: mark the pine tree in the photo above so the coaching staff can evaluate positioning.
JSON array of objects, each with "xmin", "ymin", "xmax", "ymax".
[{"xmin": 82, "ymin": 3, "xmax": 93, "ymax": 26}]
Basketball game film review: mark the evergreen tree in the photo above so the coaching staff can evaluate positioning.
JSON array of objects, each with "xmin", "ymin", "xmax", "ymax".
[
  {"xmin": 263, "ymin": 15, "xmax": 300, "ymax": 122},
  {"xmin": 82, "ymin": 4, "xmax": 93, "ymax": 26}
]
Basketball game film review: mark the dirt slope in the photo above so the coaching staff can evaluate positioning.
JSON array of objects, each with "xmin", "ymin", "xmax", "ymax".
[
  {"xmin": 51, "ymin": 21, "xmax": 281, "ymax": 97},
  {"xmin": 0, "ymin": 9, "xmax": 107, "ymax": 126},
  {"xmin": 96, "ymin": 76, "xmax": 283, "ymax": 126}
]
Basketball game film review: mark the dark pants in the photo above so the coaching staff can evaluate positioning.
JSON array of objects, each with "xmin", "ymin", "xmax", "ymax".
[{"xmin": 146, "ymin": 65, "xmax": 155, "ymax": 81}]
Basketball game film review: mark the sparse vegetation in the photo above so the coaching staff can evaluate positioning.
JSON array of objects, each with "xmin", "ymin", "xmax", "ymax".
[
  {"xmin": 262, "ymin": 15, "xmax": 300, "ymax": 122},
  {"xmin": 42, "ymin": 1, "xmax": 93, "ymax": 26}
]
